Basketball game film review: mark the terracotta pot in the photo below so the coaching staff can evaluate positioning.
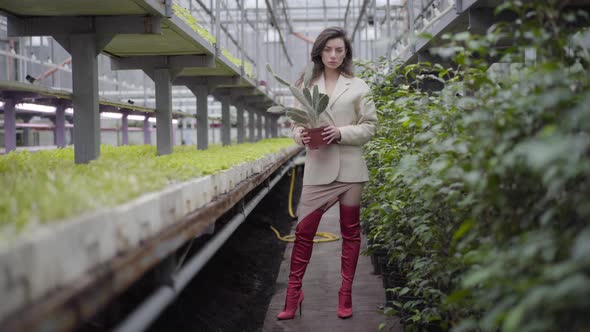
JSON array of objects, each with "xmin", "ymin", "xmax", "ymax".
[{"xmin": 303, "ymin": 126, "xmax": 330, "ymax": 150}]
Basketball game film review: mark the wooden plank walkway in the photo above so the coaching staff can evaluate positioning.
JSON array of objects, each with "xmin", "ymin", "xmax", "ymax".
[{"xmin": 263, "ymin": 204, "xmax": 402, "ymax": 332}]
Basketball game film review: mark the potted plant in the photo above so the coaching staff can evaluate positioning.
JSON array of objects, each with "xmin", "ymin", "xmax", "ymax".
[{"xmin": 266, "ymin": 63, "xmax": 330, "ymax": 149}]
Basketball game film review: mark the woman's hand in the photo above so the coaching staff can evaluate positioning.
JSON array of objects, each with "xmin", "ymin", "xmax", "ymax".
[
  {"xmin": 294, "ymin": 127, "xmax": 311, "ymax": 146},
  {"xmin": 321, "ymin": 126, "xmax": 341, "ymax": 144}
]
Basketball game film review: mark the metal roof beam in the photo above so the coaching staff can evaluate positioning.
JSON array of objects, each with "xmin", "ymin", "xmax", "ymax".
[
  {"xmin": 279, "ymin": 0, "xmax": 295, "ymax": 33},
  {"xmin": 351, "ymin": 0, "xmax": 371, "ymax": 42},
  {"xmin": 174, "ymin": 75, "xmax": 242, "ymax": 88},
  {"xmin": 111, "ymin": 55, "xmax": 216, "ymax": 70},
  {"xmin": 344, "ymin": 0, "xmax": 353, "ymax": 26},
  {"xmin": 233, "ymin": 0, "xmax": 257, "ymax": 31},
  {"xmin": 214, "ymin": 87, "xmax": 260, "ymax": 98},
  {"xmin": 238, "ymin": 94, "xmax": 267, "ymax": 103},
  {"xmin": 7, "ymin": 15, "xmax": 161, "ymax": 37},
  {"xmin": 264, "ymin": 0, "xmax": 293, "ymax": 66},
  {"xmin": 218, "ymin": 17, "xmax": 345, "ymax": 24}
]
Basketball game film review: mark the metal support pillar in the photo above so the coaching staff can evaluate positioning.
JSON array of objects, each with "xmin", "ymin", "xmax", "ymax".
[
  {"xmin": 67, "ymin": 118, "xmax": 74, "ymax": 145},
  {"xmin": 3, "ymin": 99, "xmax": 16, "ymax": 152},
  {"xmin": 7, "ymin": 13, "xmax": 162, "ymax": 159},
  {"xmin": 23, "ymin": 127, "xmax": 30, "ymax": 146},
  {"xmin": 256, "ymin": 112, "xmax": 262, "ymax": 141},
  {"xmin": 193, "ymin": 85, "xmax": 209, "ymax": 150},
  {"xmin": 236, "ymin": 103, "xmax": 245, "ymax": 144},
  {"xmin": 271, "ymin": 116, "xmax": 278, "ymax": 137},
  {"xmin": 220, "ymin": 97, "xmax": 231, "ymax": 146},
  {"xmin": 51, "ymin": 117, "xmax": 57, "ymax": 146},
  {"xmin": 248, "ymin": 109, "xmax": 255, "ymax": 142},
  {"xmin": 143, "ymin": 116, "xmax": 151, "ymax": 144},
  {"xmin": 179, "ymin": 119, "xmax": 185, "ymax": 145},
  {"xmin": 70, "ymin": 34, "xmax": 101, "ymax": 163},
  {"xmin": 22, "ymin": 116, "xmax": 32, "ymax": 146},
  {"xmin": 121, "ymin": 111, "xmax": 129, "ymax": 145},
  {"xmin": 55, "ymin": 102, "xmax": 66, "ymax": 148},
  {"xmin": 112, "ymin": 53, "xmax": 215, "ymax": 151},
  {"xmin": 265, "ymin": 115, "xmax": 271, "ymax": 138},
  {"xmin": 172, "ymin": 122, "xmax": 176, "ymax": 147},
  {"xmin": 154, "ymin": 69, "xmax": 174, "ymax": 155},
  {"xmin": 264, "ymin": 116, "xmax": 269, "ymax": 139}
]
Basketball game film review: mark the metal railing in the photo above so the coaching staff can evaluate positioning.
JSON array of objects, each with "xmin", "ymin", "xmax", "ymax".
[
  {"xmin": 384, "ymin": 0, "xmax": 456, "ymax": 61},
  {"xmin": 373, "ymin": 0, "xmax": 456, "ymax": 60},
  {"xmin": 342, "ymin": 0, "xmax": 456, "ymax": 64}
]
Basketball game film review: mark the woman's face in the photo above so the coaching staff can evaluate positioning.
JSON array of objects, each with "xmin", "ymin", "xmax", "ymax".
[{"xmin": 321, "ymin": 37, "xmax": 346, "ymax": 70}]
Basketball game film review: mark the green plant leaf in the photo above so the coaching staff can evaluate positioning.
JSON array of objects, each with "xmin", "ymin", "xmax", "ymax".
[
  {"xmin": 303, "ymin": 87, "xmax": 313, "ymax": 107},
  {"xmin": 316, "ymin": 93, "xmax": 329, "ymax": 114},
  {"xmin": 289, "ymin": 86, "xmax": 313, "ymax": 112},
  {"xmin": 331, "ymin": 8, "xmax": 590, "ymax": 331},
  {"xmin": 313, "ymin": 84, "xmax": 319, "ymax": 109},
  {"xmin": 286, "ymin": 110, "xmax": 310, "ymax": 127},
  {"xmin": 267, "ymin": 105, "xmax": 286, "ymax": 114},
  {"xmin": 273, "ymin": 74, "xmax": 291, "ymax": 87},
  {"xmin": 452, "ymin": 218, "xmax": 474, "ymax": 242},
  {"xmin": 266, "ymin": 63, "xmax": 291, "ymax": 86},
  {"xmin": 573, "ymin": 227, "xmax": 590, "ymax": 260},
  {"xmin": 284, "ymin": 107, "xmax": 309, "ymax": 119}
]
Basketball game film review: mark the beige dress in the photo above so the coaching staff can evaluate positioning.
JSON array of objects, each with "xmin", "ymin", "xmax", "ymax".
[{"xmin": 296, "ymin": 182, "xmax": 359, "ymax": 222}]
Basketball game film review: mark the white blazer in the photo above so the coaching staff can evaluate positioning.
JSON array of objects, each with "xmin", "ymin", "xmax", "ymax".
[{"xmin": 293, "ymin": 73, "xmax": 378, "ymax": 185}]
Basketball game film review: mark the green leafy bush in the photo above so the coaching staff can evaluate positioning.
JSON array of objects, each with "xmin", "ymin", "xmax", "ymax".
[
  {"xmin": 361, "ymin": 1, "xmax": 590, "ymax": 331},
  {"xmin": 0, "ymin": 138, "xmax": 294, "ymax": 238}
]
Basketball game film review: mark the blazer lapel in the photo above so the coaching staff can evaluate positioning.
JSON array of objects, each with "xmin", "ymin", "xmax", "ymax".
[
  {"xmin": 314, "ymin": 74, "xmax": 336, "ymax": 125},
  {"xmin": 312, "ymin": 73, "xmax": 352, "ymax": 125},
  {"xmin": 317, "ymin": 73, "xmax": 326, "ymax": 94},
  {"xmin": 328, "ymin": 74, "xmax": 352, "ymax": 110}
]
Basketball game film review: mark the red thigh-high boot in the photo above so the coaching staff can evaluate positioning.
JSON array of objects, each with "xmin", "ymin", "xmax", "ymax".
[
  {"xmin": 338, "ymin": 204, "xmax": 361, "ymax": 319},
  {"xmin": 277, "ymin": 209, "xmax": 324, "ymax": 320}
]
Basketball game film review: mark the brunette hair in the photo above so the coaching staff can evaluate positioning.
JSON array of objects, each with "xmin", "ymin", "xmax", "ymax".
[{"xmin": 296, "ymin": 27, "xmax": 354, "ymax": 87}]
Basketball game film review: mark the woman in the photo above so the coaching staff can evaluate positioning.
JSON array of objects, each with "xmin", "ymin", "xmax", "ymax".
[{"xmin": 277, "ymin": 27, "xmax": 378, "ymax": 320}]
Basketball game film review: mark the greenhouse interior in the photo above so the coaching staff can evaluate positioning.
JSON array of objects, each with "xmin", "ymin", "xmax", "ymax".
[{"xmin": 1, "ymin": 0, "xmax": 590, "ymax": 331}]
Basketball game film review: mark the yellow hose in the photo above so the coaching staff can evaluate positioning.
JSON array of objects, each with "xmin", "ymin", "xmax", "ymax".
[
  {"xmin": 270, "ymin": 225, "xmax": 339, "ymax": 243},
  {"xmin": 271, "ymin": 165, "xmax": 340, "ymax": 243}
]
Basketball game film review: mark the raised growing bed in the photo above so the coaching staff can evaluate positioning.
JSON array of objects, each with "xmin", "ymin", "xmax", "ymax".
[{"xmin": 0, "ymin": 139, "xmax": 300, "ymax": 330}]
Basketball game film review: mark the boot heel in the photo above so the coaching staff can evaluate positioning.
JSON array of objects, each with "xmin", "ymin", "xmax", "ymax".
[{"xmin": 277, "ymin": 290, "xmax": 305, "ymax": 320}]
